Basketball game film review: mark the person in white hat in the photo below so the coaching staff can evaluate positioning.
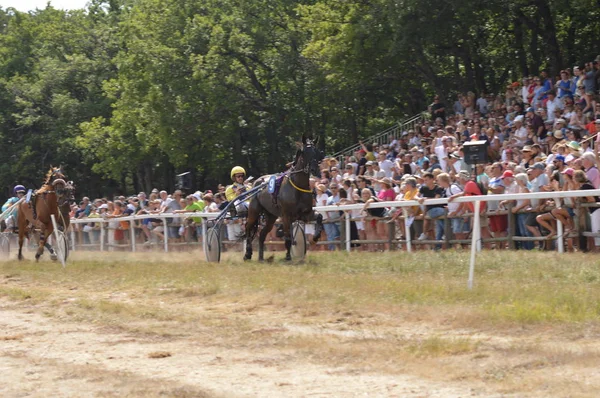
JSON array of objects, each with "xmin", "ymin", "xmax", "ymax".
[{"xmin": 512, "ymin": 115, "xmax": 528, "ymax": 146}]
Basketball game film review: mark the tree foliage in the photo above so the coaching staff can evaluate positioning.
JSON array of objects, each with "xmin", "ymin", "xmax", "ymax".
[{"xmin": 0, "ymin": 0, "xmax": 598, "ymax": 196}]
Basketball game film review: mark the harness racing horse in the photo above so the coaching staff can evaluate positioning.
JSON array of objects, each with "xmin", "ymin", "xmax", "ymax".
[
  {"xmin": 17, "ymin": 166, "xmax": 70, "ymax": 261},
  {"xmin": 244, "ymin": 135, "xmax": 324, "ymax": 261}
]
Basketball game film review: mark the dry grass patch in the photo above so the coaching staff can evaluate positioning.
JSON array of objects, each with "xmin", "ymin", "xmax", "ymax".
[{"xmin": 2, "ymin": 250, "xmax": 600, "ymax": 396}]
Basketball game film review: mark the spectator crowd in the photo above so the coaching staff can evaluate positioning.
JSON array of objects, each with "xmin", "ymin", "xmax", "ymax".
[{"xmin": 30, "ymin": 57, "xmax": 600, "ymax": 253}]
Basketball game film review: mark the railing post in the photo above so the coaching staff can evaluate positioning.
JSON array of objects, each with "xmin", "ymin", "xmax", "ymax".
[
  {"xmin": 557, "ymin": 215, "xmax": 564, "ymax": 253},
  {"xmin": 100, "ymin": 220, "xmax": 105, "ymax": 252},
  {"xmin": 507, "ymin": 203, "xmax": 515, "ymax": 250},
  {"xmin": 202, "ymin": 216, "xmax": 208, "ymax": 255},
  {"xmin": 345, "ymin": 212, "xmax": 351, "ymax": 252},
  {"xmin": 574, "ymin": 201, "xmax": 582, "ymax": 252},
  {"xmin": 444, "ymin": 214, "xmax": 451, "ymax": 250},
  {"xmin": 163, "ymin": 215, "xmax": 169, "ymax": 253},
  {"xmin": 403, "ymin": 208, "xmax": 412, "ymax": 253},
  {"xmin": 468, "ymin": 201, "xmax": 481, "ymax": 290},
  {"xmin": 70, "ymin": 228, "xmax": 76, "ymax": 252},
  {"xmin": 130, "ymin": 220, "xmax": 136, "ymax": 252},
  {"xmin": 388, "ymin": 214, "xmax": 396, "ymax": 251}
]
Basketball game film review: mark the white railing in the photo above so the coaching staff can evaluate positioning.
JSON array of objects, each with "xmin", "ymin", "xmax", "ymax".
[{"xmin": 67, "ymin": 189, "xmax": 600, "ymax": 288}]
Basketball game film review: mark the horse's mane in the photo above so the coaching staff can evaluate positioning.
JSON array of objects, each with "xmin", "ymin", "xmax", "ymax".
[{"xmin": 37, "ymin": 167, "xmax": 62, "ymax": 193}]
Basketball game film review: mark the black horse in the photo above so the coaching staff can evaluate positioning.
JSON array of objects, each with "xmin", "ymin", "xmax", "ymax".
[{"xmin": 244, "ymin": 135, "xmax": 324, "ymax": 261}]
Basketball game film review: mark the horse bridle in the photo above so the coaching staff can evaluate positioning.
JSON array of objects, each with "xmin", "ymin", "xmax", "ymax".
[
  {"xmin": 289, "ymin": 140, "xmax": 317, "ymax": 175},
  {"xmin": 287, "ymin": 141, "xmax": 317, "ymax": 193}
]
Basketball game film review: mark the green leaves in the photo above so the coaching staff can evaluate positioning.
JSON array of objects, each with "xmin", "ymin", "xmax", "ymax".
[{"xmin": 0, "ymin": 0, "xmax": 597, "ymax": 196}]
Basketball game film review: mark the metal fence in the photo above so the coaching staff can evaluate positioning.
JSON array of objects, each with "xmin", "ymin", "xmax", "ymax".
[{"xmin": 331, "ymin": 113, "xmax": 425, "ymax": 165}]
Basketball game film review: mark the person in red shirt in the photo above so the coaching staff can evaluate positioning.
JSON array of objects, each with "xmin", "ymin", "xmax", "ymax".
[{"xmin": 448, "ymin": 177, "xmax": 493, "ymax": 247}]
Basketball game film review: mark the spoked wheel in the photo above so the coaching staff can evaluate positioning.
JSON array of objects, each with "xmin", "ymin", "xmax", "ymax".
[
  {"xmin": 55, "ymin": 230, "xmax": 69, "ymax": 263},
  {"xmin": 205, "ymin": 226, "xmax": 221, "ymax": 263},
  {"xmin": 290, "ymin": 222, "xmax": 307, "ymax": 261},
  {"xmin": 0, "ymin": 233, "xmax": 10, "ymax": 259},
  {"xmin": 49, "ymin": 230, "xmax": 69, "ymax": 266}
]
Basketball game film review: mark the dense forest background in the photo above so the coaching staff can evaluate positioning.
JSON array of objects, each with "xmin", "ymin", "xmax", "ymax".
[{"xmin": 1, "ymin": 0, "xmax": 599, "ymax": 196}]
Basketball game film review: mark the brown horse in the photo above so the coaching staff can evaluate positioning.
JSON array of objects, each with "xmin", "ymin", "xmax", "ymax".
[{"xmin": 17, "ymin": 166, "xmax": 69, "ymax": 261}]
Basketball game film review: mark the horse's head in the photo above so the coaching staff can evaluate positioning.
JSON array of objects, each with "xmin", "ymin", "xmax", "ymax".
[
  {"xmin": 44, "ymin": 165, "xmax": 66, "ymax": 185},
  {"xmin": 299, "ymin": 134, "xmax": 321, "ymax": 176}
]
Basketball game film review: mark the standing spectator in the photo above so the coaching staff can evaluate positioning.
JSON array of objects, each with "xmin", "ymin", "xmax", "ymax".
[
  {"xmin": 545, "ymin": 90, "xmax": 564, "ymax": 123},
  {"xmin": 429, "ymin": 95, "xmax": 446, "ymax": 124},
  {"xmin": 476, "ymin": 92, "xmax": 489, "ymax": 116},
  {"xmin": 330, "ymin": 166, "xmax": 342, "ymax": 184},
  {"xmin": 487, "ymin": 163, "xmax": 508, "ymax": 241},
  {"xmin": 357, "ymin": 149, "xmax": 367, "ymax": 175},
  {"xmin": 582, "ymin": 62, "xmax": 596, "ymax": 115},
  {"xmin": 342, "ymin": 164, "xmax": 356, "ymax": 180},
  {"xmin": 363, "ymin": 161, "xmax": 376, "ymax": 178},
  {"xmin": 438, "ymin": 172, "xmax": 468, "ymax": 247},
  {"xmin": 556, "ymin": 70, "xmax": 576, "ymax": 100},
  {"xmin": 582, "ymin": 152, "xmax": 600, "ymax": 188},
  {"xmin": 160, "ymin": 190, "xmax": 183, "ymax": 240},
  {"xmin": 574, "ymin": 169, "xmax": 600, "ymax": 252},
  {"xmin": 453, "ymin": 94, "xmax": 465, "ymax": 115},
  {"xmin": 378, "ymin": 152, "xmax": 394, "ymax": 178},
  {"xmin": 526, "ymin": 107, "xmax": 546, "ymax": 142},
  {"xmin": 416, "ymin": 172, "xmax": 445, "ymax": 244},
  {"xmin": 324, "ymin": 183, "xmax": 342, "ymax": 250}
]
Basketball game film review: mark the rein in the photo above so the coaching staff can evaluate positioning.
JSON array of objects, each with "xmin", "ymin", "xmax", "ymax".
[
  {"xmin": 287, "ymin": 151, "xmax": 313, "ymax": 193},
  {"xmin": 287, "ymin": 176, "xmax": 313, "ymax": 193}
]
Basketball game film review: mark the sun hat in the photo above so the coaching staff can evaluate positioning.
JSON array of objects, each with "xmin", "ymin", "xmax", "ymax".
[
  {"xmin": 381, "ymin": 177, "xmax": 394, "ymax": 187},
  {"xmin": 561, "ymin": 168, "xmax": 574, "ymax": 177},
  {"xmin": 316, "ymin": 184, "xmax": 327, "ymax": 192},
  {"xmin": 531, "ymin": 162, "xmax": 546, "ymax": 170},
  {"xmin": 553, "ymin": 130, "xmax": 564, "ymax": 139},
  {"xmin": 501, "ymin": 170, "xmax": 514, "ymax": 179},
  {"xmin": 522, "ymin": 145, "xmax": 532, "ymax": 152},
  {"xmin": 567, "ymin": 141, "xmax": 581, "ymax": 151},
  {"xmin": 458, "ymin": 170, "xmax": 470, "ymax": 179}
]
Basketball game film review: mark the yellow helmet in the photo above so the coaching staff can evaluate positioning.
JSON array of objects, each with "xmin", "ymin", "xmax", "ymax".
[{"xmin": 230, "ymin": 166, "xmax": 246, "ymax": 181}]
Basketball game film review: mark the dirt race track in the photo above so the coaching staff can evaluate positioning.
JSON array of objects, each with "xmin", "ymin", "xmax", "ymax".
[{"xmin": 2, "ymin": 251, "xmax": 600, "ymax": 397}]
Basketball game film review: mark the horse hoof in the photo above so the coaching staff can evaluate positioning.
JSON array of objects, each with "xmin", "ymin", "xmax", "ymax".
[
  {"xmin": 50, "ymin": 253, "xmax": 58, "ymax": 261},
  {"xmin": 285, "ymin": 255, "xmax": 292, "ymax": 261},
  {"xmin": 243, "ymin": 255, "xmax": 252, "ymax": 261}
]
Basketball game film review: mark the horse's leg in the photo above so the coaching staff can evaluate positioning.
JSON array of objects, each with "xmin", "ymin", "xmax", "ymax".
[
  {"xmin": 258, "ymin": 214, "xmax": 277, "ymax": 262},
  {"xmin": 312, "ymin": 212, "xmax": 324, "ymax": 243},
  {"xmin": 282, "ymin": 216, "xmax": 292, "ymax": 261},
  {"xmin": 36, "ymin": 224, "xmax": 53, "ymax": 261},
  {"xmin": 18, "ymin": 220, "xmax": 25, "ymax": 261},
  {"xmin": 44, "ymin": 242, "xmax": 58, "ymax": 261},
  {"xmin": 243, "ymin": 211, "xmax": 259, "ymax": 261}
]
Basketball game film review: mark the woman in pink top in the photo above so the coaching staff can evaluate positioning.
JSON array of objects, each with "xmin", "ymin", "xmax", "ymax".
[{"xmin": 364, "ymin": 177, "xmax": 396, "ymax": 250}]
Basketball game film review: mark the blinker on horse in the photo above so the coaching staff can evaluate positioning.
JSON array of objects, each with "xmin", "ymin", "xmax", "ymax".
[
  {"xmin": 243, "ymin": 134, "xmax": 324, "ymax": 261},
  {"xmin": 17, "ymin": 166, "xmax": 71, "ymax": 261}
]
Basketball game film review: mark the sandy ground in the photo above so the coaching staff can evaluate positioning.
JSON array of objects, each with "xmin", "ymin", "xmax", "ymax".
[
  {"xmin": 2, "ymin": 250, "xmax": 600, "ymax": 397},
  {"xmin": 4, "ymin": 295, "xmax": 600, "ymax": 398},
  {"xmin": 0, "ymin": 300, "xmax": 500, "ymax": 398}
]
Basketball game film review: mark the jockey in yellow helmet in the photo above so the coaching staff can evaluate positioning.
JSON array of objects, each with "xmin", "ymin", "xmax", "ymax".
[{"xmin": 225, "ymin": 166, "xmax": 251, "ymax": 216}]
